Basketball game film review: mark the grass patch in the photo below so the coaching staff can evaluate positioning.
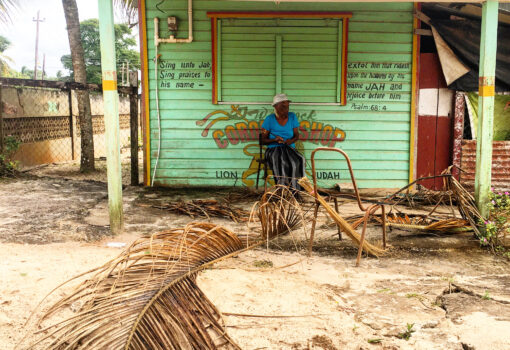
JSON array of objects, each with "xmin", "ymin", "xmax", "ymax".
[
  {"xmin": 367, "ymin": 338, "xmax": 382, "ymax": 344},
  {"xmin": 253, "ymin": 259, "xmax": 273, "ymax": 268},
  {"xmin": 397, "ymin": 323, "xmax": 415, "ymax": 341}
]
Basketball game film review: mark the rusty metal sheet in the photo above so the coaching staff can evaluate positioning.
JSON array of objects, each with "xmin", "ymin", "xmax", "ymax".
[
  {"xmin": 452, "ymin": 92, "xmax": 465, "ymax": 180},
  {"xmin": 460, "ymin": 140, "xmax": 510, "ymax": 191}
]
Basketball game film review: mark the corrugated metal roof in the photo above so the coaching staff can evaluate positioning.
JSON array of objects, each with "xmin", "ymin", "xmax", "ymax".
[{"xmin": 460, "ymin": 140, "xmax": 510, "ymax": 192}]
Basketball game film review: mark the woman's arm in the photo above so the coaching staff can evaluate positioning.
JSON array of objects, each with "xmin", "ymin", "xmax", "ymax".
[
  {"xmin": 285, "ymin": 127, "xmax": 299, "ymax": 145},
  {"xmin": 261, "ymin": 128, "xmax": 283, "ymax": 145}
]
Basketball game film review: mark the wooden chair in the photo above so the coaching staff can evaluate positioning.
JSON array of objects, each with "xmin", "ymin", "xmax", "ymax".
[{"xmin": 308, "ymin": 147, "xmax": 387, "ymax": 266}]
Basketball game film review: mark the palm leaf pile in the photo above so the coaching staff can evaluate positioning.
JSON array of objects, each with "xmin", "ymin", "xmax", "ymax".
[
  {"xmin": 379, "ymin": 214, "xmax": 471, "ymax": 233},
  {"xmin": 24, "ymin": 186, "xmax": 312, "ymax": 349},
  {"xmin": 384, "ymin": 166, "xmax": 483, "ymax": 237},
  {"xmin": 23, "ymin": 178, "xmax": 393, "ymax": 349},
  {"xmin": 252, "ymin": 185, "xmax": 308, "ymax": 240},
  {"xmin": 153, "ymin": 199, "xmax": 250, "ymax": 223},
  {"xmin": 24, "ymin": 223, "xmax": 261, "ymax": 350}
]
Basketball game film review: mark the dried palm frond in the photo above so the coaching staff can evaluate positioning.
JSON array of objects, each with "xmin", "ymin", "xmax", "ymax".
[
  {"xmin": 381, "ymin": 213, "xmax": 469, "ymax": 231},
  {"xmin": 444, "ymin": 171, "xmax": 483, "ymax": 236},
  {"xmin": 381, "ymin": 216, "xmax": 471, "ymax": 233},
  {"xmin": 381, "ymin": 213, "xmax": 426, "ymax": 225},
  {"xmin": 299, "ymin": 177, "xmax": 385, "ymax": 257},
  {"xmin": 253, "ymin": 185, "xmax": 307, "ymax": 240},
  {"xmin": 24, "ymin": 223, "xmax": 262, "ymax": 350},
  {"xmin": 155, "ymin": 199, "xmax": 250, "ymax": 223},
  {"xmin": 425, "ymin": 218, "xmax": 470, "ymax": 231},
  {"xmin": 384, "ymin": 166, "xmax": 483, "ymax": 237}
]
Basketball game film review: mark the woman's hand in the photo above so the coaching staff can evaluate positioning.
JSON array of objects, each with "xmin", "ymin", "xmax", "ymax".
[
  {"xmin": 284, "ymin": 139, "xmax": 294, "ymax": 145},
  {"xmin": 275, "ymin": 136, "xmax": 284, "ymax": 144}
]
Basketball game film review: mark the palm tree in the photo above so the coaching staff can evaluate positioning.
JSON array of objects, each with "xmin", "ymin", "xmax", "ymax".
[
  {"xmin": 0, "ymin": 2, "xmax": 18, "ymax": 76},
  {"xmin": 62, "ymin": 0, "xmax": 95, "ymax": 172},
  {"xmin": 114, "ymin": 0, "xmax": 138, "ymax": 26},
  {"xmin": 62, "ymin": 0, "xmax": 138, "ymax": 172},
  {"xmin": 0, "ymin": 35, "xmax": 13, "ymax": 76},
  {"xmin": 0, "ymin": 0, "xmax": 18, "ymax": 24}
]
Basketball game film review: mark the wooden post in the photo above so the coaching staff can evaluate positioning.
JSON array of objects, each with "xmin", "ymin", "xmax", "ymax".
[
  {"xmin": 68, "ymin": 88, "xmax": 76, "ymax": 160},
  {"xmin": 475, "ymin": 0, "xmax": 499, "ymax": 217},
  {"xmin": 98, "ymin": 0, "xmax": 123, "ymax": 234},
  {"xmin": 129, "ymin": 71, "xmax": 139, "ymax": 186}
]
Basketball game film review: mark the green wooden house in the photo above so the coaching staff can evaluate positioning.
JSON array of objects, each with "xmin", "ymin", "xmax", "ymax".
[{"xmin": 139, "ymin": 0, "xmax": 418, "ymax": 189}]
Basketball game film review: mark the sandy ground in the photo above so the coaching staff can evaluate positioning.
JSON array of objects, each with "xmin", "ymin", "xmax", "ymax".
[{"xmin": 1, "ymin": 174, "xmax": 510, "ymax": 350}]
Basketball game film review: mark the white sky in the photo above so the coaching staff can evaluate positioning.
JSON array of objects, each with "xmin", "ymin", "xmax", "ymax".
[{"xmin": 0, "ymin": 0, "xmax": 138, "ymax": 76}]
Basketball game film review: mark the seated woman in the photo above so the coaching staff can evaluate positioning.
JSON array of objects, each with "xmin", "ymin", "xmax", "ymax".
[{"xmin": 260, "ymin": 93, "xmax": 305, "ymax": 190}]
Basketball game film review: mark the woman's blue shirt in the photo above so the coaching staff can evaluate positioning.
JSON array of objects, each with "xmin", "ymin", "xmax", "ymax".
[{"xmin": 261, "ymin": 112, "xmax": 299, "ymax": 148}]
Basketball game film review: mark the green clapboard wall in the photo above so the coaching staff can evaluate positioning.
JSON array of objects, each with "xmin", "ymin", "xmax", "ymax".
[{"xmin": 145, "ymin": 0, "xmax": 414, "ymax": 188}]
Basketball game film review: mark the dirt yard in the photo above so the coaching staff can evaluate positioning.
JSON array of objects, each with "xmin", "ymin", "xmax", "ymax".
[{"xmin": 1, "ymin": 172, "xmax": 510, "ymax": 350}]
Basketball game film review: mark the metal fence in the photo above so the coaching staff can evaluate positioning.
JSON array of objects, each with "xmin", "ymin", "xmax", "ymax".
[{"xmin": 0, "ymin": 77, "xmax": 141, "ymax": 185}]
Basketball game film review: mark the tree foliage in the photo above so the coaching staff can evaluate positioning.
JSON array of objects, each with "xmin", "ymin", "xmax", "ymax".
[
  {"xmin": 0, "ymin": 0, "xmax": 19, "ymax": 24},
  {"xmin": 0, "ymin": 34, "xmax": 12, "ymax": 75},
  {"xmin": 0, "ymin": 34, "xmax": 30, "ymax": 78},
  {"xmin": 0, "ymin": 34, "xmax": 9, "ymax": 52},
  {"xmin": 61, "ymin": 19, "xmax": 140, "ymax": 85},
  {"xmin": 114, "ymin": 0, "xmax": 138, "ymax": 27}
]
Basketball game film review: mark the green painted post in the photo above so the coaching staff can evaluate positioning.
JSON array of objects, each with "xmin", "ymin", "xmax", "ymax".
[
  {"xmin": 475, "ymin": 0, "xmax": 499, "ymax": 217},
  {"xmin": 98, "ymin": 0, "xmax": 123, "ymax": 233}
]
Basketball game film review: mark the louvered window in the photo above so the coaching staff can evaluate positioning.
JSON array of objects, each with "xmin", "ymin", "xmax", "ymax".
[{"xmin": 208, "ymin": 13, "xmax": 351, "ymax": 105}]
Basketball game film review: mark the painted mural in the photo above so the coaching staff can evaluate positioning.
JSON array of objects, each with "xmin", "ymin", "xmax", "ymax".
[{"xmin": 196, "ymin": 105, "xmax": 346, "ymax": 186}]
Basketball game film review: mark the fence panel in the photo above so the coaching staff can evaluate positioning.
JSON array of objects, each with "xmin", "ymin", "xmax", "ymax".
[{"xmin": 0, "ymin": 78, "xmax": 141, "ymax": 185}]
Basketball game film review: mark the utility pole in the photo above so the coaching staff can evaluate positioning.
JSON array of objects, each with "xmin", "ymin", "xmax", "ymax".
[
  {"xmin": 98, "ymin": 0, "xmax": 124, "ymax": 234},
  {"xmin": 33, "ymin": 10, "xmax": 45, "ymax": 80},
  {"xmin": 42, "ymin": 53, "xmax": 46, "ymax": 80}
]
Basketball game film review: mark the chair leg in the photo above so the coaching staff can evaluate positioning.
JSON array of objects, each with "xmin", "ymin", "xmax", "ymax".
[
  {"xmin": 255, "ymin": 161, "xmax": 262, "ymax": 190},
  {"xmin": 308, "ymin": 201, "xmax": 320, "ymax": 257},
  {"xmin": 381, "ymin": 205, "xmax": 387, "ymax": 249},
  {"xmin": 356, "ymin": 212, "xmax": 370, "ymax": 267},
  {"xmin": 263, "ymin": 163, "xmax": 268, "ymax": 191},
  {"xmin": 334, "ymin": 197, "xmax": 342, "ymax": 240}
]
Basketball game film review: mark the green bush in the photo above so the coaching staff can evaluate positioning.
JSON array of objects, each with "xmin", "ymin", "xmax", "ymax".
[
  {"xmin": 478, "ymin": 188, "xmax": 510, "ymax": 251},
  {"xmin": 0, "ymin": 136, "xmax": 20, "ymax": 177}
]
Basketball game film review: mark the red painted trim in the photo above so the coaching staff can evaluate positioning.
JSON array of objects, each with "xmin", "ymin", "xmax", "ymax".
[
  {"xmin": 341, "ymin": 18, "xmax": 349, "ymax": 106},
  {"xmin": 207, "ymin": 11, "xmax": 353, "ymax": 19},
  {"xmin": 211, "ymin": 18, "xmax": 218, "ymax": 104}
]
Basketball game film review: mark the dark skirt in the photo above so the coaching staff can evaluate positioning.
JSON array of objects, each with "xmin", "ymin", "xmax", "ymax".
[{"xmin": 265, "ymin": 145, "xmax": 305, "ymax": 190}]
